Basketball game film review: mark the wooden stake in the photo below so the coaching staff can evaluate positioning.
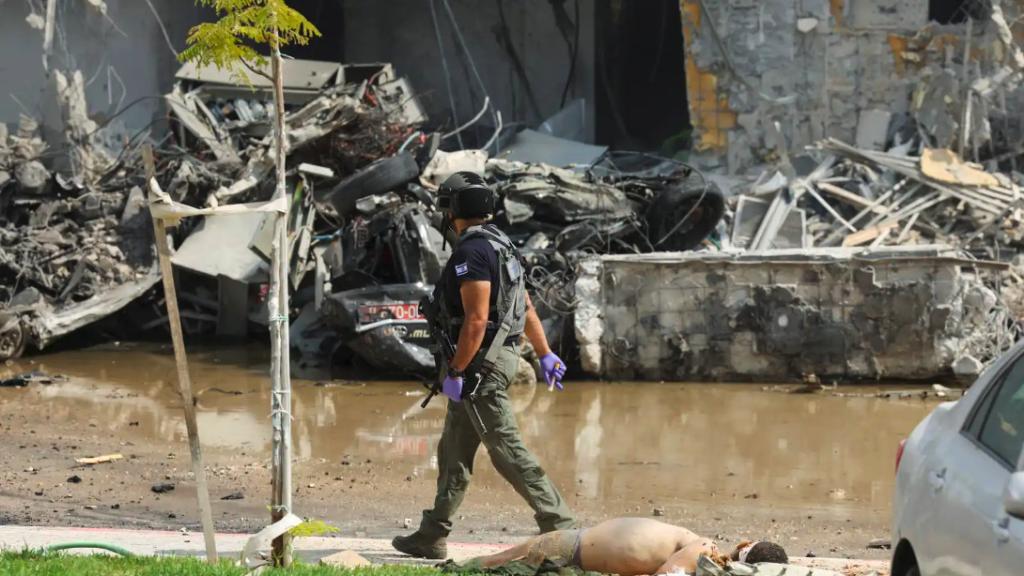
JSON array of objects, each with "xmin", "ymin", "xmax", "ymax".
[
  {"xmin": 269, "ymin": 34, "xmax": 294, "ymax": 568},
  {"xmin": 143, "ymin": 145, "xmax": 218, "ymax": 563}
]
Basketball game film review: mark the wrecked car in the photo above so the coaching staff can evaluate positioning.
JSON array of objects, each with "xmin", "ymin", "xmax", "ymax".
[
  {"xmin": 319, "ymin": 195, "xmax": 448, "ymax": 375},
  {"xmin": 322, "ymin": 283, "xmax": 434, "ymax": 374},
  {"xmin": 314, "ymin": 146, "xmax": 726, "ymax": 376}
]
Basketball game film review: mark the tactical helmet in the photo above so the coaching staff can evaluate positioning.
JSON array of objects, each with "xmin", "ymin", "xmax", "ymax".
[{"xmin": 438, "ymin": 171, "xmax": 494, "ymax": 219}]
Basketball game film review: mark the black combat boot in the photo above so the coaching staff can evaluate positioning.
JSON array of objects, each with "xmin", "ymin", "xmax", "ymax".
[{"xmin": 392, "ymin": 531, "xmax": 448, "ymax": 559}]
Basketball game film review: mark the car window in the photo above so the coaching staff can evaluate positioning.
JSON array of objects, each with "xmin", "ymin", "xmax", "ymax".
[
  {"xmin": 966, "ymin": 352, "xmax": 1023, "ymax": 439},
  {"xmin": 976, "ymin": 362, "xmax": 1024, "ymax": 468},
  {"xmin": 966, "ymin": 371, "xmax": 1003, "ymax": 439}
]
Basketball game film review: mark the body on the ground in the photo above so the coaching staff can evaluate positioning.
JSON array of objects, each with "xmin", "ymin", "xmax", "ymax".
[{"xmin": 467, "ymin": 517, "xmax": 788, "ymax": 576}]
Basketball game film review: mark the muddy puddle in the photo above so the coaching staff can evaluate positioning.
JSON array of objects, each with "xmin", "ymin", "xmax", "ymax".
[{"xmin": 2, "ymin": 342, "xmax": 937, "ymax": 515}]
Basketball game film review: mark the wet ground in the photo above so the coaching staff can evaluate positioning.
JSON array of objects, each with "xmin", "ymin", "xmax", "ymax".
[{"xmin": 0, "ymin": 342, "xmax": 940, "ymax": 560}]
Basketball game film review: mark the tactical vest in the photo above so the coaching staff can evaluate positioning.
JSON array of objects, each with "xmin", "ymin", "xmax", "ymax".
[{"xmin": 440, "ymin": 224, "xmax": 526, "ymax": 373}]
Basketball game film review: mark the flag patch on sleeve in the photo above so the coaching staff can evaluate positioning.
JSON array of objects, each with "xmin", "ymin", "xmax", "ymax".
[{"xmin": 455, "ymin": 262, "xmax": 469, "ymax": 276}]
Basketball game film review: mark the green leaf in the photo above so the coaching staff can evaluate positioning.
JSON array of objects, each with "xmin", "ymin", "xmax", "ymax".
[
  {"xmin": 289, "ymin": 518, "xmax": 342, "ymax": 538},
  {"xmin": 179, "ymin": 0, "xmax": 321, "ymax": 80}
]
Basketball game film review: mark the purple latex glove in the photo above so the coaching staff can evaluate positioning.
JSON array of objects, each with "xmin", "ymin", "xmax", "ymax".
[
  {"xmin": 442, "ymin": 374, "xmax": 463, "ymax": 402},
  {"xmin": 540, "ymin": 352, "xmax": 567, "ymax": 390}
]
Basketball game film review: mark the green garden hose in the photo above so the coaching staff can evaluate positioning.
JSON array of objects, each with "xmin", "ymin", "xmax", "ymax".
[{"xmin": 43, "ymin": 542, "xmax": 134, "ymax": 557}]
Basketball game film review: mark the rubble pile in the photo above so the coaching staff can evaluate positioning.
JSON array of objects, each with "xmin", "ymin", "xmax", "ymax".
[
  {"xmin": 722, "ymin": 141, "xmax": 1024, "ymax": 373},
  {"xmin": 319, "ymin": 150, "xmax": 726, "ymax": 374},
  {"xmin": 715, "ymin": 4, "xmax": 1024, "ymax": 370},
  {"xmin": 488, "ymin": 153, "xmax": 725, "ymax": 316},
  {"xmin": 0, "ymin": 115, "xmax": 153, "ymax": 310},
  {"xmin": 163, "ymin": 61, "xmax": 421, "ymax": 211},
  {"xmin": 152, "ymin": 62, "xmax": 449, "ymax": 358},
  {"xmin": 728, "ymin": 139, "xmax": 1020, "ymax": 255},
  {"xmin": 1, "ymin": 53, "xmax": 730, "ymax": 372},
  {"xmin": 0, "ymin": 60, "xmax": 432, "ymax": 361}
]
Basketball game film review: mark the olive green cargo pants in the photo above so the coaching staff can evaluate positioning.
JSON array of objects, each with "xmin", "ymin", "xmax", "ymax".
[{"xmin": 420, "ymin": 345, "xmax": 576, "ymax": 537}]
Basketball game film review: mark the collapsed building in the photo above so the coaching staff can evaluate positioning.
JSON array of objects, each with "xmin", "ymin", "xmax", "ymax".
[
  {"xmin": 0, "ymin": 38, "xmax": 726, "ymax": 380},
  {"xmin": 576, "ymin": 0, "xmax": 1024, "ymax": 381},
  {"xmin": 680, "ymin": 0, "xmax": 1024, "ymax": 174},
  {"xmin": 3, "ymin": 0, "xmax": 1024, "ymax": 383}
]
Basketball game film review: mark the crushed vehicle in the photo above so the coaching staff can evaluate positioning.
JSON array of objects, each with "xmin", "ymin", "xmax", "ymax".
[
  {"xmin": 315, "ymin": 147, "xmax": 726, "ymax": 376},
  {"xmin": 323, "ymin": 283, "xmax": 435, "ymax": 374},
  {"xmin": 320, "ymin": 195, "xmax": 448, "ymax": 375},
  {"xmin": 488, "ymin": 151, "xmax": 725, "ymax": 330}
]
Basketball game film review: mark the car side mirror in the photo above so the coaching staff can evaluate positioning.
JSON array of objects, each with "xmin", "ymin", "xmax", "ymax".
[{"xmin": 1006, "ymin": 471, "xmax": 1024, "ymax": 519}]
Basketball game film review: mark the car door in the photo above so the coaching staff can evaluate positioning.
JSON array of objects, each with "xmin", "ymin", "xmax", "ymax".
[
  {"xmin": 919, "ymin": 355, "xmax": 1024, "ymax": 576},
  {"xmin": 979, "ymin": 376, "xmax": 1024, "ymax": 576},
  {"xmin": 996, "ymin": 457, "xmax": 1024, "ymax": 576}
]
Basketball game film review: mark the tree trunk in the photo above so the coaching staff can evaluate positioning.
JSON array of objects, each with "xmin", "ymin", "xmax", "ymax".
[{"xmin": 269, "ymin": 36, "xmax": 293, "ymax": 567}]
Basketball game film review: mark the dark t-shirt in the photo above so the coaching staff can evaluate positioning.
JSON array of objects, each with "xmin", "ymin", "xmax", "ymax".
[{"xmin": 441, "ymin": 227, "xmax": 501, "ymax": 322}]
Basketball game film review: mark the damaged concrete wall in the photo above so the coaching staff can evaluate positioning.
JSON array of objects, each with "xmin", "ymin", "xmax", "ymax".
[
  {"xmin": 679, "ymin": 0, "xmax": 1022, "ymax": 173},
  {"xmin": 575, "ymin": 246, "xmax": 1004, "ymax": 381},
  {"xmin": 2, "ymin": 0, "xmax": 595, "ymax": 144},
  {"xmin": 339, "ymin": 0, "xmax": 597, "ymax": 143},
  {"xmin": 0, "ymin": 0, "xmax": 204, "ymax": 133}
]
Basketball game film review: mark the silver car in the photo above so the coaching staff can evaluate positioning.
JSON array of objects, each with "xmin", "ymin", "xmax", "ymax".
[{"xmin": 891, "ymin": 342, "xmax": 1024, "ymax": 576}]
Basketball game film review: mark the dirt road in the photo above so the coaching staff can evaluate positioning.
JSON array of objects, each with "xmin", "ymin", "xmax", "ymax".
[{"xmin": 0, "ymin": 342, "xmax": 938, "ymax": 562}]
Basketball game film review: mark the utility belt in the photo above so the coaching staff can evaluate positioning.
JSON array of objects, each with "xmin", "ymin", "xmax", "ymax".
[
  {"xmin": 450, "ymin": 318, "xmax": 521, "ymax": 348},
  {"xmin": 420, "ymin": 263, "xmax": 525, "ymax": 418},
  {"xmin": 448, "ymin": 328, "xmax": 518, "ymax": 436}
]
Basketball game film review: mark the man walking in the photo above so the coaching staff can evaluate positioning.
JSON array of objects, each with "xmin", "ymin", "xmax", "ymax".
[{"xmin": 393, "ymin": 171, "xmax": 575, "ymax": 559}]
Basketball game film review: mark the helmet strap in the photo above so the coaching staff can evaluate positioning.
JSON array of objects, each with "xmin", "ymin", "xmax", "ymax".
[{"xmin": 441, "ymin": 212, "xmax": 450, "ymax": 251}]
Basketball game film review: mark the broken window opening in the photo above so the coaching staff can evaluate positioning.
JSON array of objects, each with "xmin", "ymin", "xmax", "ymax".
[
  {"xmin": 595, "ymin": 0, "xmax": 690, "ymax": 153},
  {"xmin": 929, "ymin": 0, "xmax": 990, "ymax": 24}
]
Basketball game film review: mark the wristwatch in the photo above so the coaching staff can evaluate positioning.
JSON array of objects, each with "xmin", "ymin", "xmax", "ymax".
[{"xmin": 447, "ymin": 366, "xmax": 464, "ymax": 379}]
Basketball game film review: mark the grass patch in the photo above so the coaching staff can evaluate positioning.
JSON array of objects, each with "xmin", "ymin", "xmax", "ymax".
[{"xmin": 0, "ymin": 550, "xmax": 447, "ymax": 576}]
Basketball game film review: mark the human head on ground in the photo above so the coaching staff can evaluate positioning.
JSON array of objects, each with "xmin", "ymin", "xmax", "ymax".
[
  {"xmin": 730, "ymin": 540, "xmax": 789, "ymax": 564},
  {"xmin": 438, "ymin": 171, "xmax": 494, "ymax": 234}
]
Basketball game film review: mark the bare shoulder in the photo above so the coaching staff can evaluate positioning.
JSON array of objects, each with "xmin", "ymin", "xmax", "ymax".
[{"xmin": 622, "ymin": 518, "xmax": 698, "ymax": 539}]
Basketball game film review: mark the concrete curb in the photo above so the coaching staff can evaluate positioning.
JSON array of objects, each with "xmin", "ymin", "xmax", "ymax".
[
  {"xmin": 0, "ymin": 525, "xmax": 889, "ymax": 574},
  {"xmin": 0, "ymin": 525, "xmax": 504, "ymax": 565}
]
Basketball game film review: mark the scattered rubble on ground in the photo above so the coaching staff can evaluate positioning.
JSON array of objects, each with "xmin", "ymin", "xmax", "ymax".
[
  {"xmin": 319, "ymin": 550, "xmax": 372, "ymax": 568},
  {"xmin": 0, "ymin": 371, "xmax": 67, "ymax": 388},
  {"xmin": 74, "ymin": 454, "xmax": 123, "ymax": 466},
  {"xmin": 150, "ymin": 483, "xmax": 175, "ymax": 494},
  {"xmin": 865, "ymin": 538, "xmax": 890, "ymax": 550}
]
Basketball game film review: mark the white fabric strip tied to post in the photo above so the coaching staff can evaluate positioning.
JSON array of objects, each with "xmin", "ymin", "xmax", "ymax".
[
  {"xmin": 241, "ymin": 512, "xmax": 303, "ymax": 569},
  {"xmin": 147, "ymin": 177, "xmax": 288, "ymax": 226},
  {"xmin": 146, "ymin": 174, "xmax": 296, "ymax": 569}
]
